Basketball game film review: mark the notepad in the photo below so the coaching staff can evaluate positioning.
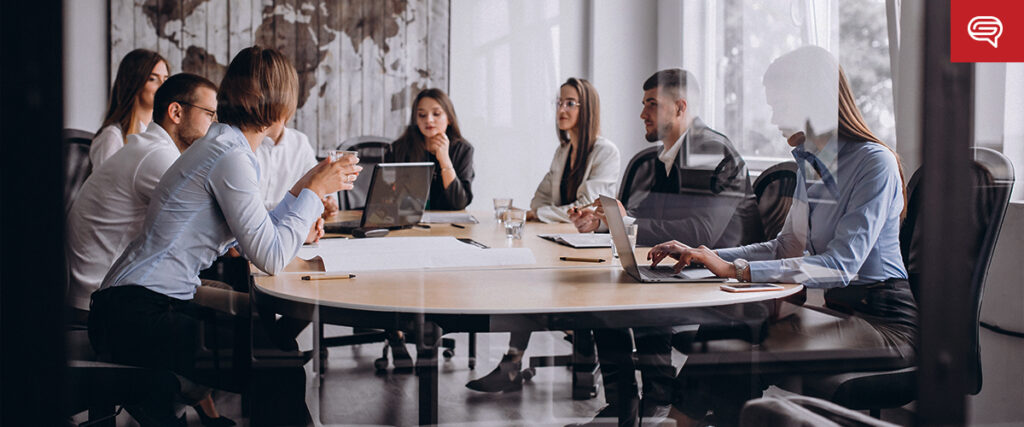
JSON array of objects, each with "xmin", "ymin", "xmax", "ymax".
[
  {"xmin": 419, "ymin": 212, "xmax": 479, "ymax": 224},
  {"xmin": 539, "ymin": 233, "xmax": 612, "ymax": 248},
  {"xmin": 294, "ymin": 236, "xmax": 534, "ymax": 272}
]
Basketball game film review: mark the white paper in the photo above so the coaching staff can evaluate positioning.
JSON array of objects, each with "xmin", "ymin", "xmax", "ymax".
[
  {"xmin": 420, "ymin": 212, "xmax": 479, "ymax": 224},
  {"xmin": 295, "ymin": 236, "xmax": 535, "ymax": 272},
  {"xmin": 539, "ymin": 233, "xmax": 612, "ymax": 248}
]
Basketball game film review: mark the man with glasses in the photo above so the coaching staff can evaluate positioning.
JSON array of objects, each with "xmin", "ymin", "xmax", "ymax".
[{"xmin": 67, "ymin": 73, "xmax": 219, "ymax": 315}]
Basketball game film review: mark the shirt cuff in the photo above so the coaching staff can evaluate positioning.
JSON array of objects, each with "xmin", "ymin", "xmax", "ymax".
[
  {"xmin": 271, "ymin": 188, "xmax": 324, "ymax": 220},
  {"xmin": 715, "ymin": 247, "xmax": 744, "ymax": 262}
]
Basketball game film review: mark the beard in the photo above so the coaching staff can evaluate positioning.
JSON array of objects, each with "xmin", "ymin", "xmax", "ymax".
[{"xmin": 644, "ymin": 121, "xmax": 670, "ymax": 142}]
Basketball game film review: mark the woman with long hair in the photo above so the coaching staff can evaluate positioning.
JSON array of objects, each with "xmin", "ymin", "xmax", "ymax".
[
  {"xmin": 642, "ymin": 46, "xmax": 915, "ymax": 426},
  {"xmin": 527, "ymin": 77, "xmax": 620, "ymax": 222},
  {"xmin": 90, "ymin": 49, "xmax": 169, "ymax": 168},
  {"xmin": 386, "ymin": 88, "xmax": 475, "ymax": 210},
  {"xmin": 466, "ymin": 77, "xmax": 620, "ymax": 393},
  {"xmin": 88, "ymin": 46, "xmax": 358, "ymax": 425}
]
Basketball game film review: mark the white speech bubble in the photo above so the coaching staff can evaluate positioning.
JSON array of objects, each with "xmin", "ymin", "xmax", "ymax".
[{"xmin": 969, "ymin": 16, "xmax": 1003, "ymax": 48}]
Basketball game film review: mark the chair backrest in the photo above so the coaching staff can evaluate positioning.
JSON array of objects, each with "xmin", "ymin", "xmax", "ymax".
[
  {"xmin": 336, "ymin": 136, "xmax": 392, "ymax": 210},
  {"xmin": 752, "ymin": 161, "xmax": 798, "ymax": 241},
  {"xmin": 899, "ymin": 146, "xmax": 1014, "ymax": 395},
  {"xmin": 63, "ymin": 128, "xmax": 94, "ymax": 214},
  {"xmin": 617, "ymin": 147, "xmax": 659, "ymax": 207}
]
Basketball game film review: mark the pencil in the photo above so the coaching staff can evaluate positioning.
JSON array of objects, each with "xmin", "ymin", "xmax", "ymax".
[
  {"xmin": 559, "ymin": 256, "xmax": 605, "ymax": 263},
  {"xmin": 301, "ymin": 274, "xmax": 356, "ymax": 280},
  {"xmin": 451, "ymin": 223, "xmax": 466, "ymax": 229}
]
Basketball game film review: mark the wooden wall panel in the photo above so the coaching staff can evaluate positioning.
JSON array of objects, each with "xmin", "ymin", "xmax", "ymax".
[{"xmin": 110, "ymin": 0, "xmax": 449, "ymax": 153}]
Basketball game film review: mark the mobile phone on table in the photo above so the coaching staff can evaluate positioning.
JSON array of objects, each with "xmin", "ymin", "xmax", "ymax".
[{"xmin": 720, "ymin": 283, "xmax": 785, "ymax": 292}]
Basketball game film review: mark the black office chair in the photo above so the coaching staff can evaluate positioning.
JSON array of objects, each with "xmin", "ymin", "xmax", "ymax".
[
  {"xmin": 801, "ymin": 147, "xmax": 1015, "ymax": 416},
  {"xmin": 617, "ymin": 147, "xmax": 660, "ymax": 207},
  {"xmin": 752, "ymin": 161, "xmax": 798, "ymax": 240},
  {"xmin": 63, "ymin": 129, "xmax": 94, "ymax": 215}
]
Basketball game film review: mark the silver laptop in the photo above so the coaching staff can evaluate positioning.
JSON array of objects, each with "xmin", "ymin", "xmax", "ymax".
[{"xmin": 600, "ymin": 195, "xmax": 727, "ymax": 283}]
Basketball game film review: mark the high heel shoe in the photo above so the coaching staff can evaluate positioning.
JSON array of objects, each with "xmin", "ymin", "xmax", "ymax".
[
  {"xmin": 193, "ymin": 405, "xmax": 237, "ymax": 427},
  {"xmin": 465, "ymin": 349, "xmax": 524, "ymax": 392}
]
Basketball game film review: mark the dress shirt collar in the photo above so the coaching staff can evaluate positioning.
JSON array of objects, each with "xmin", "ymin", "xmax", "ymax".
[
  {"xmin": 658, "ymin": 130, "xmax": 687, "ymax": 176},
  {"xmin": 139, "ymin": 121, "xmax": 175, "ymax": 148}
]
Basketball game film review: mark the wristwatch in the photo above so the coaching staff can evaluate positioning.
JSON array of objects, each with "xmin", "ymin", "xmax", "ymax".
[{"xmin": 733, "ymin": 258, "xmax": 750, "ymax": 282}]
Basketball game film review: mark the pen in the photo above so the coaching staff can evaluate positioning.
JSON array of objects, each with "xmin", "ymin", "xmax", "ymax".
[
  {"xmin": 301, "ymin": 274, "xmax": 356, "ymax": 280},
  {"xmin": 451, "ymin": 223, "xmax": 466, "ymax": 229},
  {"xmin": 415, "ymin": 224, "xmax": 431, "ymax": 229},
  {"xmin": 559, "ymin": 256, "xmax": 605, "ymax": 263}
]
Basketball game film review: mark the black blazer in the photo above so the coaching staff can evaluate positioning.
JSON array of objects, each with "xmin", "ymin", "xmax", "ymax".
[
  {"xmin": 618, "ymin": 117, "xmax": 761, "ymax": 247},
  {"xmin": 387, "ymin": 136, "xmax": 475, "ymax": 210}
]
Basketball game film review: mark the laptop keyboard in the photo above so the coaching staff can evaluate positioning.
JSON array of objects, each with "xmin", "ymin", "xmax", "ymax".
[{"xmin": 640, "ymin": 265, "xmax": 680, "ymax": 280}]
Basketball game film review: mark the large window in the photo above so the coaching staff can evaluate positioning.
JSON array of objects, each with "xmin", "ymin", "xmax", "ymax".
[{"xmin": 685, "ymin": 0, "xmax": 895, "ymax": 168}]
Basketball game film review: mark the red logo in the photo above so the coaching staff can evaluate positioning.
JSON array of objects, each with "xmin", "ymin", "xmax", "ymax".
[{"xmin": 951, "ymin": 0, "xmax": 1024, "ymax": 62}]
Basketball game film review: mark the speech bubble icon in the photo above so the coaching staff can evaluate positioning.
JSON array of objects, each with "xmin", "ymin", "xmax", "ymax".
[{"xmin": 968, "ymin": 16, "xmax": 1003, "ymax": 48}]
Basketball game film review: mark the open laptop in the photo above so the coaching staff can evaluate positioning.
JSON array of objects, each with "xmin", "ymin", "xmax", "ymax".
[
  {"xmin": 600, "ymin": 194, "xmax": 727, "ymax": 283},
  {"xmin": 325, "ymin": 162, "xmax": 434, "ymax": 234}
]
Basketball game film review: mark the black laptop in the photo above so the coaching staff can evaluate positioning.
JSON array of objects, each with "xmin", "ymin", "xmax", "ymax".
[{"xmin": 325, "ymin": 162, "xmax": 434, "ymax": 234}]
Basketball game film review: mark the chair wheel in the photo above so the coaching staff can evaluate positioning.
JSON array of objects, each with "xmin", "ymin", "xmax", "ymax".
[
  {"xmin": 374, "ymin": 357, "xmax": 389, "ymax": 371},
  {"xmin": 442, "ymin": 349, "xmax": 454, "ymax": 359},
  {"xmin": 521, "ymin": 367, "xmax": 536, "ymax": 381},
  {"xmin": 468, "ymin": 357, "xmax": 476, "ymax": 370}
]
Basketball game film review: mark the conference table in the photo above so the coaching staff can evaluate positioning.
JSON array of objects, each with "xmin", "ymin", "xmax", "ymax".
[{"xmin": 251, "ymin": 210, "xmax": 804, "ymax": 425}]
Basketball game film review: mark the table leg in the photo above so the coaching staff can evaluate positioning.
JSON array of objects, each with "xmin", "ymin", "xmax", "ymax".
[
  {"xmin": 415, "ymin": 319, "xmax": 441, "ymax": 425},
  {"xmin": 572, "ymin": 329, "xmax": 599, "ymax": 400}
]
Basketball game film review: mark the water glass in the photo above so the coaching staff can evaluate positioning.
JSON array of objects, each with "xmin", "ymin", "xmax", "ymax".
[
  {"xmin": 502, "ymin": 208, "xmax": 527, "ymax": 239},
  {"xmin": 493, "ymin": 197, "xmax": 513, "ymax": 222},
  {"xmin": 612, "ymin": 223, "xmax": 638, "ymax": 259},
  {"xmin": 329, "ymin": 150, "xmax": 358, "ymax": 163}
]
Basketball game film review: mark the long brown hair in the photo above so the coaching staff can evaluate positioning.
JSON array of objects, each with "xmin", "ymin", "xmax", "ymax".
[
  {"xmin": 557, "ymin": 77, "xmax": 601, "ymax": 199},
  {"xmin": 101, "ymin": 49, "xmax": 167, "ymax": 139},
  {"xmin": 395, "ymin": 88, "xmax": 466, "ymax": 160},
  {"xmin": 217, "ymin": 46, "xmax": 299, "ymax": 132},
  {"xmin": 836, "ymin": 65, "xmax": 907, "ymax": 218}
]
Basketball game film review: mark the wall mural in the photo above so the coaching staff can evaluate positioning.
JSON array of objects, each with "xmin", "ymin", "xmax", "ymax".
[{"xmin": 110, "ymin": 0, "xmax": 450, "ymax": 153}]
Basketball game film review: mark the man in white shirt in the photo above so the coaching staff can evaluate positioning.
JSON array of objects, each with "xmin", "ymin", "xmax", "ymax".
[
  {"xmin": 66, "ymin": 73, "xmax": 219, "ymax": 311},
  {"xmin": 257, "ymin": 126, "xmax": 339, "ymax": 217}
]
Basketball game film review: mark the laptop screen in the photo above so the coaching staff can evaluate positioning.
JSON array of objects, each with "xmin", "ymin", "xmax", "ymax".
[
  {"xmin": 599, "ymin": 195, "xmax": 643, "ymax": 280},
  {"xmin": 361, "ymin": 162, "xmax": 434, "ymax": 229}
]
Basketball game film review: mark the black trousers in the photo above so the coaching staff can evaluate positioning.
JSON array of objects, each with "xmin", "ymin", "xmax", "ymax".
[{"xmin": 593, "ymin": 326, "xmax": 676, "ymax": 407}]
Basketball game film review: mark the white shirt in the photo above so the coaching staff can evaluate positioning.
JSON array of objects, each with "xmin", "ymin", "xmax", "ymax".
[
  {"xmin": 100, "ymin": 123, "xmax": 323, "ymax": 300},
  {"xmin": 256, "ymin": 127, "xmax": 319, "ymax": 210},
  {"xmin": 89, "ymin": 120, "xmax": 147, "ymax": 169},
  {"xmin": 66, "ymin": 122, "xmax": 180, "ymax": 310},
  {"xmin": 657, "ymin": 130, "xmax": 687, "ymax": 176}
]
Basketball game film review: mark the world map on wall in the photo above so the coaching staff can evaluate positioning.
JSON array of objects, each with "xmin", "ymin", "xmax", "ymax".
[{"xmin": 111, "ymin": 0, "xmax": 450, "ymax": 151}]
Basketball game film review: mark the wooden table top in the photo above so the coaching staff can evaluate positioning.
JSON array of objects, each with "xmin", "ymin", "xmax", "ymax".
[{"xmin": 253, "ymin": 210, "xmax": 802, "ymax": 315}]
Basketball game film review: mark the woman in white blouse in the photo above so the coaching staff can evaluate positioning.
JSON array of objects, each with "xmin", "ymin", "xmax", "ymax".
[
  {"xmin": 466, "ymin": 77, "xmax": 620, "ymax": 393},
  {"xmin": 528, "ymin": 77, "xmax": 620, "ymax": 223},
  {"xmin": 90, "ymin": 49, "xmax": 169, "ymax": 168}
]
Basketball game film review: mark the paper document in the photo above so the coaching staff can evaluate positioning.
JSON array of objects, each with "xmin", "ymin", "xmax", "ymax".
[
  {"xmin": 420, "ymin": 212, "xmax": 479, "ymax": 224},
  {"xmin": 294, "ymin": 236, "xmax": 534, "ymax": 272},
  {"xmin": 539, "ymin": 233, "xmax": 612, "ymax": 248}
]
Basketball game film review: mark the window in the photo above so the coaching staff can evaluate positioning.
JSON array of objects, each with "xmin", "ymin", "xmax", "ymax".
[{"xmin": 684, "ymin": 0, "xmax": 895, "ymax": 170}]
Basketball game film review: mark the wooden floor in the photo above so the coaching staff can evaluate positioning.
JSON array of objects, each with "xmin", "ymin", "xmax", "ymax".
[{"xmin": 80, "ymin": 324, "xmax": 915, "ymax": 426}]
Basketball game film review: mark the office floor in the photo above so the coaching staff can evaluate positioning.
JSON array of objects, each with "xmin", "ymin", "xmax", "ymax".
[{"xmin": 88, "ymin": 324, "xmax": 915, "ymax": 426}]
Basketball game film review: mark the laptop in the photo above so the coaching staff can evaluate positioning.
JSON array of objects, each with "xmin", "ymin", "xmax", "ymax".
[
  {"xmin": 325, "ymin": 162, "xmax": 434, "ymax": 234},
  {"xmin": 600, "ymin": 194, "xmax": 727, "ymax": 283}
]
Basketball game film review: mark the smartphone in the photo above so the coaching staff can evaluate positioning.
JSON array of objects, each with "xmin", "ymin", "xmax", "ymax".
[{"xmin": 720, "ymin": 283, "xmax": 785, "ymax": 292}]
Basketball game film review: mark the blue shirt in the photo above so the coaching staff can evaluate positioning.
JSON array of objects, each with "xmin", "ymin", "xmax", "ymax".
[
  {"xmin": 717, "ymin": 138, "xmax": 906, "ymax": 288},
  {"xmin": 100, "ymin": 123, "xmax": 324, "ymax": 300}
]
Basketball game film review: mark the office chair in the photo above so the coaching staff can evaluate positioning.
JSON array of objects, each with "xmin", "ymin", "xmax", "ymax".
[
  {"xmin": 801, "ymin": 147, "xmax": 1015, "ymax": 417},
  {"xmin": 63, "ymin": 129, "xmax": 94, "ymax": 215},
  {"xmin": 617, "ymin": 147, "xmax": 660, "ymax": 207},
  {"xmin": 316, "ymin": 136, "xmax": 462, "ymax": 371},
  {"xmin": 752, "ymin": 161, "xmax": 798, "ymax": 240}
]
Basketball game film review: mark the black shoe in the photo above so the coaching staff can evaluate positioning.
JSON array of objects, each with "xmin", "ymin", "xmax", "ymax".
[
  {"xmin": 193, "ymin": 405, "xmax": 237, "ymax": 427},
  {"xmin": 570, "ymin": 402, "xmax": 639, "ymax": 427},
  {"xmin": 389, "ymin": 336, "xmax": 415, "ymax": 373},
  {"xmin": 465, "ymin": 350, "xmax": 523, "ymax": 393}
]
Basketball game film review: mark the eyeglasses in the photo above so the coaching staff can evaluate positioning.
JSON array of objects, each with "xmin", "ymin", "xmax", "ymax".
[
  {"xmin": 555, "ymin": 99, "xmax": 580, "ymax": 110},
  {"xmin": 175, "ymin": 100, "xmax": 218, "ymax": 122}
]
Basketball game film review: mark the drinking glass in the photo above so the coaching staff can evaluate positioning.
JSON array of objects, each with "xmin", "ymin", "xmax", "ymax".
[
  {"xmin": 330, "ymin": 150, "xmax": 358, "ymax": 162},
  {"xmin": 502, "ymin": 208, "xmax": 527, "ymax": 239},
  {"xmin": 493, "ymin": 197, "xmax": 513, "ymax": 222},
  {"xmin": 612, "ymin": 223, "xmax": 638, "ymax": 259}
]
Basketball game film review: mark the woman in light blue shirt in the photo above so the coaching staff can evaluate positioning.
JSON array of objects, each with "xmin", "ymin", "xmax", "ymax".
[
  {"xmin": 647, "ymin": 46, "xmax": 916, "ymax": 425},
  {"xmin": 88, "ymin": 46, "xmax": 359, "ymax": 424}
]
